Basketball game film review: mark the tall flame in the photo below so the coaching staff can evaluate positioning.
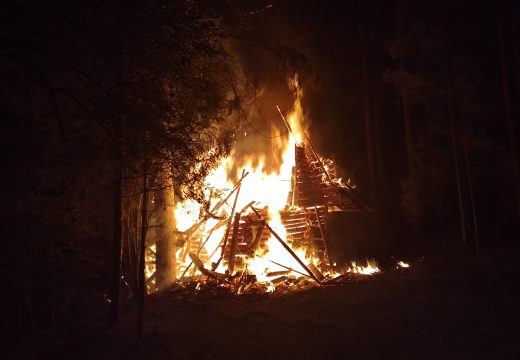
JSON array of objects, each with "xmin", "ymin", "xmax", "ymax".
[{"xmin": 167, "ymin": 76, "xmax": 378, "ymax": 288}]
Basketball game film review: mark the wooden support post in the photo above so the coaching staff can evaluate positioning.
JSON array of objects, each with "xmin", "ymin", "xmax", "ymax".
[{"xmin": 228, "ymin": 213, "xmax": 241, "ymax": 274}]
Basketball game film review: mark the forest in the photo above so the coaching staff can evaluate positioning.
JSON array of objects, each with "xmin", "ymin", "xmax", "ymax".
[{"xmin": 1, "ymin": 0, "xmax": 519, "ymax": 358}]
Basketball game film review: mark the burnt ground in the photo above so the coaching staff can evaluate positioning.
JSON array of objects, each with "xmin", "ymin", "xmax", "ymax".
[{"xmin": 40, "ymin": 244, "xmax": 519, "ymax": 359}]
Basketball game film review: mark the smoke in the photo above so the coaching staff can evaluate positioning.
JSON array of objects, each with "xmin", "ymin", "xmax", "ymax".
[{"xmin": 222, "ymin": 1, "xmax": 364, "ymax": 185}]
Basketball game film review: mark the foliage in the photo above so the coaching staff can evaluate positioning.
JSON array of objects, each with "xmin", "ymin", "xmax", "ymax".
[{"xmin": 0, "ymin": 0, "xmax": 245, "ymax": 350}]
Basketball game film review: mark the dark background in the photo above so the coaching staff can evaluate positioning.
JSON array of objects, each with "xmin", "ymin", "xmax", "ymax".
[
  {"xmin": 228, "ymin": 0, "xmax": 519, "ymax": 254},
  {"xmin": 1, "ymin": 0, "xmax": 519, "ymax": 356}
]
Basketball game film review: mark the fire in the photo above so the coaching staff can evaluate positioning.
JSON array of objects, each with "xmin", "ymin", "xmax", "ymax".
[
  {"xmin": 397, "ymin": 261, "xmax": 410, "ymax": 269},
  {"xmin": 347, "ymin": 260, "xmax": 380, "ymax": 275},
  {"xmin": 151, "ymin": 75, "xmax": 380, "ymax": 293},
  {"xmin": 145, "ymin": 244, "xmax": 157, "ymax": 292}
]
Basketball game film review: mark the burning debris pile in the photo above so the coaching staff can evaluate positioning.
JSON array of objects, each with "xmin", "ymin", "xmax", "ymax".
[{"xmin": 145, "ymin": 80, "xmax": 383, "ymax": 294}]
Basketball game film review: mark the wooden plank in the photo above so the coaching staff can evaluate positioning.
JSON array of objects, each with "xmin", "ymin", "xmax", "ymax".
[
  {"xmin": 211, "ymin": 170, "xmax": 245, "ymax": 271},
  {"xmin": 188, "ymin": 252, "xmax": 228, "ymax": 282},
  {"xmin": 249, "ymin": 223, "xmax": 265, "ymax": 254},
  {"xmin": 227, "ymin": 212, "xmax": 241, "ymax": 274},
  {"xmin": 283, "ymin": 224, "xmax": 307, "ymax": 231}
]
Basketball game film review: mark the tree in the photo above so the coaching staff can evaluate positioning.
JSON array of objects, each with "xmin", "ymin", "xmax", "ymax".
[
  {"xmin": 0, "ymin": 0, "xmax": 245, "ymax": 349},
  {"xmin": 497, "ymin": 1, "xmax": 520, "ymax": 226}
]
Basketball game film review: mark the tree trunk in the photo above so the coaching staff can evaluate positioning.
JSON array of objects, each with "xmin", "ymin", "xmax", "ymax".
[
  {"xmin": 512, "ymin": 6, "xmax": 520, "ymax": 104},
  {"xmin": 398, "ymin": 31, "xmax": 420, "ymax": 243},
  {"xmin": 446, "ymin": 78, "xmax": 468, "ymax": 245},
  {"xmin": 108, "ymin": 121, "xmax": 123, "ymax": 325},
  {"xmin": 359, "ymin": 17, "xmax": 384, "ymax": 254},
  {"xmin": 461, "ymin": 125, "xmax": 480, "ymax": 255},
  {"xmin": 137, "ymin": 170, "xmax": 148, "ymax": 341},
  {"xmin": 359, "ymin": 19, "xmax": 376, "ymax": 203},
  {"xmin": 498, "ymin": 14, "xmax": 520, "ymax": 226},
  {"xmin": 155, "ymin": 179, "xmax": 177, "ymax": 290}
]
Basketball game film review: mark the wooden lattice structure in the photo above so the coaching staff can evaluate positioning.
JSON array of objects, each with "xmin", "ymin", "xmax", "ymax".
[
  {"xmin": 148, "ymin": 143, "xmax": 371, "ymax": 287},
  {"xmin": 218, "ymin": 144, "xmax": 370, "ymax": 273},
  {"xmin": 277, "ymin": 145, "xmax": 369, "ymax": 270},
  {"xmin": 222, "ymin": 207, "xmax": 270, "ymax": 272}
]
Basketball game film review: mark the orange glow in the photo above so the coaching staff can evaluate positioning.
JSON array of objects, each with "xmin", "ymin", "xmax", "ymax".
[{"xmin": 151, "ymin": 75, "xmax": 380, "ymax": 293}]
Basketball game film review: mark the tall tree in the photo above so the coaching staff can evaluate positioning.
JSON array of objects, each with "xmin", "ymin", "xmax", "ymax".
[
  {"xmin": 497, "ymin": 3, "xmax": 520, "ymax": 226},
  {"xmin": 0, "ymin": 1, "xmax": 244, "ymax": 349}
]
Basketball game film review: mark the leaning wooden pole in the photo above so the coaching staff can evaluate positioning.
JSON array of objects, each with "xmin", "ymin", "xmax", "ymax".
[
  {"xmin": 249, "ymin": 206, "xmax": 320, "ymax": 283},
  {"xmin": 212, "ymin": 169, "xmax": 245, "ymax": 270},
  {"xmin": 179, "ymin": 218, "xmax": 227, "ymax": 278},
  {"xmin": 184, "ymin": 171, "xmax": 248, "ymax": 240}
]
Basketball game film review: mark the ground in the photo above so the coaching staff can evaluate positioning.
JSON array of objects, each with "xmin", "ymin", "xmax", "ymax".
[{"xmin": 43, "ymin": 244, "xmax": 519, "ymax": 359}]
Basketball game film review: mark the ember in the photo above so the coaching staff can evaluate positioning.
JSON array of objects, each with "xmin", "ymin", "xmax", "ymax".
[{"xmin": 145, "ymin": 77, "xmax": 380, "ymax": 293}]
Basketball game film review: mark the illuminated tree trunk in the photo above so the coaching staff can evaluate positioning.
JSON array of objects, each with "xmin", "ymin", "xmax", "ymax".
[
  {"xmin": 398, "ymin": 30, "xmax": 420, "ymax": 242},
  {"xmin": 359, "ymin": 19, "xmax": 376, "ymax": 203},
  {"xmin": 359, "ymin": 16, "xmax": 383, "ymax": 252},
  {"xmin": 108, "ymin": 118, "xmax": 122, "ymax": 325},
  {"xmin": 155, "ymin": 181, "xmax": 177, "ymax": 290},
  {"xmin": 137, "ymin": 169, "xmax": 148, "ymax": 341}
]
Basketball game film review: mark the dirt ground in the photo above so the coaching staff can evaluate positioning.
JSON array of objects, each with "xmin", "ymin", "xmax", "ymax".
[{"xmin": 43, "ymin": 244, "xmax": 519, "ymax": 359}]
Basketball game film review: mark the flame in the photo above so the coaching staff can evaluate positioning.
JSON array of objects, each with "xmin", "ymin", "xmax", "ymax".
[
  {"xmin": 397, "ymin": 261, "xmax": 410, "ymax": 268},
  {"xmin": 145, "ymin": 244, "xmax": 157, "ymax": 292},
  {"xmin": 172, "ymin": 76, "xmax": 307, "ymax": 283},
  {"xmin": 347, "ymin": 260, "xmax": 380, "ymax": 275},
  {"xmin": 148, "ymin": 75, "xmax": 380, "ymax": 293}
]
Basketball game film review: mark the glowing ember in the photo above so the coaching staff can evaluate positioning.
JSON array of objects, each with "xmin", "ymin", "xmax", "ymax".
[
  {"xmin": 347, "ymin": 260, "xmax": 380, "ymax": 275},
  {"xmin": 397, "ymin": 261, "xmax": 410, "ymax": 268}
]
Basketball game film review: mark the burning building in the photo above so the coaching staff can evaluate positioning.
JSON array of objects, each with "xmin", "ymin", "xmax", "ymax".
[{"xmin": 144, "ymin": 80, "xmax": 378, "ymax": 294}]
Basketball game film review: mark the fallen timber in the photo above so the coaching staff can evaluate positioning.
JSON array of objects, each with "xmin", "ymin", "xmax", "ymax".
[
  {"xmin": 162, "ymin": 107, "xmax": 381, "ymax": 292},
  {"xmin": 188, "ymin": 252, "xmax": 228, "ymax": 282},
  {"xmin": 180, "ymin": 219, "xmax": 227, "ymax": 278},
  {"xmin": 249, "ymin": 206, "xmax": 322, "ymax": 283}
]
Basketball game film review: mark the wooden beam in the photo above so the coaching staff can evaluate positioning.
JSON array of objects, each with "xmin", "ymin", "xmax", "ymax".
[
  {"xmin": 249, "ymin": 223, "xmax": 265, "ymax": 254},
  {"xmin": 184, "ymin": 170, "xmax": 249, "ymax": 239},
  {"xmin": 249, "ymin": 206, "xmax": 320, "ymax": 283},
  {"xmin": 227, "ymin": 212, "xmax": 241, "ymax": 274},
  {"xmin": 188, "ymin": 252, "xmax": 228, "ymax": 282},
  {"xmin": 212, "ymin": 170, "xmax": 245, "ymax": 270}
]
